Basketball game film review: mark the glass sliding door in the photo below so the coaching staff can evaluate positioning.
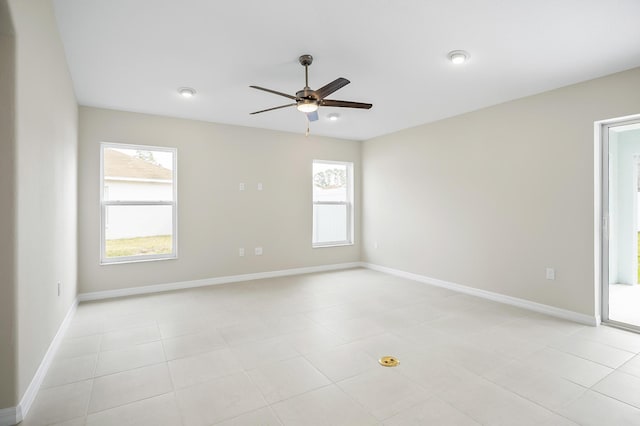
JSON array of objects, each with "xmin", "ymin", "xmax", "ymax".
[{"xmin": 602, "ymin": 118, "xmax": 640, "ymax": 330}]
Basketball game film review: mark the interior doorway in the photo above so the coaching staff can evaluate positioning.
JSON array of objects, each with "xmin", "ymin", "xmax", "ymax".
[{"xmin": 602, "ymin": 118, "xmax": 640, "ymax": 329}]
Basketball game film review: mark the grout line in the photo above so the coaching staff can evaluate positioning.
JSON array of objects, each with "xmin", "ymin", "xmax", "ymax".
[
  {"xmin": 266, "ymin": 405, "xmax": 286, "ymax": 426},
  {"xmin": 209, "ymin": 405, "xmax": 283, "ymax": 425},
  {"xmin": 589, "ymin": 385, "xmax": 640, "ymax": 412},
  {"xmin": 82, "ymin": 333, "xmax": 100, "ymax": 422},
  {"xmin": 480, "ymin": 362, "xmax": 590, "ymax": 408},
  {"xmin": 85, "ymin": 391, "xmax": 177, "ymax": 419},
  {"xmin": 616, "ymin": 355, "xmax": 640, "ymax": 375},
  {"xmin": 92, "ymin": 342, "xmax": 167, "ymax": 379},
  {"xmin": 239, "ymin": 369, "xmax": 271, "ymax": 415},
  {"xmin": 546, "ymin": 343, "xmax": 634, "ymax": 370},
  {"xmin": 451, "ymin": 374, "xmax": 577, "ymax": 424},
  {"xmin": 38, "ymin": 352, "xmax": 99, "ymax": 390},
  {"xmin": 86, "ymin": 365, "xmax": 175, "ymax": 417}
]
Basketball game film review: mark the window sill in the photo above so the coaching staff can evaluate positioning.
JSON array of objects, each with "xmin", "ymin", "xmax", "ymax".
[
  {"xmin": 312, "ymin": 242, "xmax": 354, "ymax": 249},
  {"xmin": 100, "ymin": 255, "xmax": 178, "ymax": 266}
]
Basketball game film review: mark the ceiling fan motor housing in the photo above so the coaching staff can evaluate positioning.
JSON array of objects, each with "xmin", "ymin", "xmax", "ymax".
[
  {"xmin": 296, "ymin": 88, "xmax": 317, "ymax": 100},
  {"xmin": 296, "ymin": 86, "xmax": 319, "ymax": 111}
]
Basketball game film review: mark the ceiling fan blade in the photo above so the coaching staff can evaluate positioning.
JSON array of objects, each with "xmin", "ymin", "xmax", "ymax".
[
  {"xmin": 250, "ymin": 103, "xmax": 296, "ymax": 115},
  {"xmin": 249, "ymin": 85, "xmax": 296, "ymax": 100},
  {"xmin": 321, "ymin": 99, "xmax": 372, "ymax": 109},
  {"xmin": 314, "ymin": 78, "xmax": 350, "ymax": 99},
  {"xmin": 306, "ymin": 111, "xmax": 319, "ymax": 122}
]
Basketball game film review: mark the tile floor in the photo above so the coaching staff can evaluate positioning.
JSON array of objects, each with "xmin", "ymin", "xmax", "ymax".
[{"xmin": 19, "ymin": 268, "xmax": 640, "ymax": 425}]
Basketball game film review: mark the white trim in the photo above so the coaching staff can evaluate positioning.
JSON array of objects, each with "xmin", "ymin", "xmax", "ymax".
[
  {"xmin": 104, "ymin": 200, "xmax": 174, "ymax": 206},
  {"xmin": 78, "ymin": 262, "xmax": 362, "ymax": 302},
  {"xmin": 0, "ymin": 407, "xmax": 17, "ymax": 426},
  {"xmin": 313, "ymin": 242, "xmax": 355, "ymax": 249},
  {"xmin": 2, "ymin": 263, "xmax": 600, "ymax": 425},
  {"xmin": 100, "ymin": 142, "xmax": 178, "ymax": 265},
  {"xmin": 76, "ymin": 261, "xmax": 599, "ymax": 325},
  {"xmin": 595, "ymin": 119, "xmax": 605, "ymax": 324},
  {"xmin": 361, "ymin": 262, "xmax": 599, "ymax": 326},
  {"xmin": 1, "ymin": 299, "xmax": 79, "ymax": 425},
  {"xmin": 105, "ymin": 177, "xmax": 172, "ymax": 184},
  {"xmin": 596, "ymin": 114, "xmax": 640, "ymax": 327},
  {"xmin": 312, "ymin": 160, "xmax": 354, "ymax": 247}
]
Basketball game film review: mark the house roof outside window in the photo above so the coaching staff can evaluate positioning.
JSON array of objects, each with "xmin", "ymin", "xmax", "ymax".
[{"xmin": 104, "ymin": 148, "xmax": 172, "ymax": 181}]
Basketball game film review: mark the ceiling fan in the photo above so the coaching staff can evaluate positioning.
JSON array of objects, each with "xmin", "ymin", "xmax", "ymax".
[{"xmin": 249, "ymin": 54, "xmax": 372, "ymax": 122}]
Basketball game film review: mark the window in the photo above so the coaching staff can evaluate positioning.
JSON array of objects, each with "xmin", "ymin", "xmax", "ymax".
[
  {"xmin": 312, "ymin": 160, "xmax": 353, "ymax": 247},
  {"xmin": 100, "ymin": 143, "xmax": 177, "ymax": 264}
]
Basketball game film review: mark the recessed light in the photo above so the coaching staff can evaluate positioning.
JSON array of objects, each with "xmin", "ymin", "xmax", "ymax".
[
  {"xmin": 327, "ymin": 113, "xmax": 340, "ymax": 121},
  {"xmin": 178, "ymin": 87, "xmax": 196, "ymax": 98},
  {"xmin": 447, "ymin": 50, "xmax": 470, "ymax": 65}
]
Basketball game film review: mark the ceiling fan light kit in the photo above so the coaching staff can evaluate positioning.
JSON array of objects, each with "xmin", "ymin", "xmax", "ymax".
[
  {"xmin": 297, "ymin": 99, "xmax": 318, "ymax": 113},
  {"xmin": 249, "ymin": 54, "xmax": 372, "ymax": 127}
]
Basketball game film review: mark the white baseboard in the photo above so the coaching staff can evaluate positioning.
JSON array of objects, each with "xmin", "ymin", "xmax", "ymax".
[
  {"xmin": 77, "ymin": 260, "xmax": 598, "ymax": 325},
  {"xmin": 361, "ymin": 262, "xmax": 599, "ymax": 326},
  {"xmin": 78, "ymin": 262, "xmax": 362, "ymax": 302},
  {"xmin": 6, "ymin": 298, "xmax": 79, "ymax": 425}
]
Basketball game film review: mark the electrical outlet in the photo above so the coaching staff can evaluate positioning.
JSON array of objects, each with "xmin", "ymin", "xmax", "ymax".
[
  {"xmin": 239, "ymin": 183, "xmax": 245, "ymax": 191},
  {"xmin": 545, "ymin": 268, "xmax": 555, "ymax": 280},
  {"xmin": 239, "ymin": 248, "xmax": 245, "ymax": 257},
  {"xmin": 257, "ymin": 183, "xmax": 263, "ymax": 191},
  {"xmin": 255, "ymin": 247, "xmax": 263, "ymax": 256}
]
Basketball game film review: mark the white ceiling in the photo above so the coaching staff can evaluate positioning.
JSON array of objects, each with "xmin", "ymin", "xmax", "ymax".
[{"xmin": 52, "ymin": 0, "xmax": 640, "ymax": 141}]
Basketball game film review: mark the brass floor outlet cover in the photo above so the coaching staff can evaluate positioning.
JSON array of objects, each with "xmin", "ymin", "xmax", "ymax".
[{"xmin": 379, "ymin": 356, "xmax": 399, "ymax": 367}]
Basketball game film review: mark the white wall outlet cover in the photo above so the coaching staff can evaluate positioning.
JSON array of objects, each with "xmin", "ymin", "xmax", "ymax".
[
  {"xmin": 255, "ymin": 247, "xmax": 263, "ymax": 255},
  {"xmin": 257, "ymin": 183, "xmax": 263, "ymax": 191},
  {"xmin": 239, "ymin": 183, "xmax": 245, "ymax": 191},
  {"xmin": 239, "ymin": 248, "xmax": 245, "ymax": 257},
  {"xmin": 545, "ymin": 268, "xmax": 555, "ymax": 280}
]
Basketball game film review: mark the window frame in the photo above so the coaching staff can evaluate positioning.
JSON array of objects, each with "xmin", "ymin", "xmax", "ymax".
[
  {"xmin": 312, "ymin": 159, "xmax": 354, "ymax": 248},
  {"xmin": 99, "ymin": 142, "xmax": 178, "ymax": 265}
]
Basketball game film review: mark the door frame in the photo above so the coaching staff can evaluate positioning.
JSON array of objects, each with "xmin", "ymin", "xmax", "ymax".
[{"xmin": 598, "ymin": 114, "xmax": 640, "ymax": 331}]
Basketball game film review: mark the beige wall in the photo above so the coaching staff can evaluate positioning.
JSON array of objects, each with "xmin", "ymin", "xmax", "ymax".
[
  {"xmin": 9, "ymin": 0, "xmax": 78, "ymax": 403},
  {"xmin": 362, "ymin": 67, "xmax": 640, "ymax": 317},
  {"xmin": 0, "ymin": 0, "xmax": 15, "ymax": 409},
  {"xmin": 78, "ymin": 107, "xmax": 361, "ymax": 293}
]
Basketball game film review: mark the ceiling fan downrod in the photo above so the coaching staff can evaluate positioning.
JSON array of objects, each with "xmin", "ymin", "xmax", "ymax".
[{"xmin": 299, "ymin": 54, "xmax": 313, "ymax": 89}]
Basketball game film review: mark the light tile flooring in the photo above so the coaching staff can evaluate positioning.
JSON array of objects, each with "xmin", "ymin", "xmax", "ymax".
[{"xmin": 19, "ymin": 268, "xmax": 640, "ymax": 425}]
